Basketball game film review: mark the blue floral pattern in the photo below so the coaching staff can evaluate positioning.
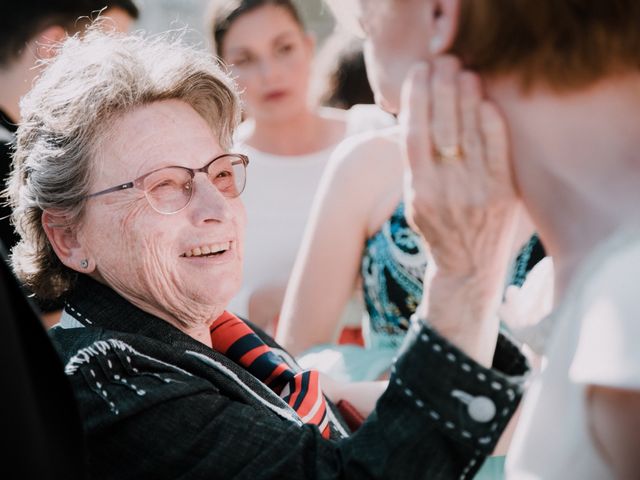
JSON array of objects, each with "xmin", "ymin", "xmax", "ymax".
[{"xmin": 361, "ymin": 203, "xmax": 427, "ymax": 349}]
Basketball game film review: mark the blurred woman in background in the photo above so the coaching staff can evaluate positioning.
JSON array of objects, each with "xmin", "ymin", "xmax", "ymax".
[{"xmin": 208, "ymin": 0, "xmax": 394, "ymax": 329}]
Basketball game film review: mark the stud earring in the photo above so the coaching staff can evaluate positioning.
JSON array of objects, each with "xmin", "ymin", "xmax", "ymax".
[{"xmin": 80, "ymin": 259, "xmax": 89, "ymax": 269}]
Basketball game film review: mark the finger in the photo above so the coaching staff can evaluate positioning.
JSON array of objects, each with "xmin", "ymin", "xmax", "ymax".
[
  {"xmin": 430, "ymin": 56, "xmax": 461, "ymax": 158},
  {"xmin": 458, "ymin": 71, "xmax": 483, "ymax": 173},
  {"xmin": 480, "ymin": 101, "xmax": 511, "ymax": 183},
  {"xmin": 400, "ymin": 62, "xmax": 435, "ymax": 179}
]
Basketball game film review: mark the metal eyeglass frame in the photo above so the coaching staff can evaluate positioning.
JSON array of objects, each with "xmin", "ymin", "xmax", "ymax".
[{"xmin": 84, "ymin": 152, "xmax": 250, "ymax": 215}]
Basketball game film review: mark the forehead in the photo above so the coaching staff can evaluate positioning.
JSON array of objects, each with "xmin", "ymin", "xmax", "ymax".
[
  {"xmin": 97, "ymin": 100, "xmax": 222, "ymax": 182},
  {"xmin": 222, "ymin": 5, "xmax": 302, "ymax": 52}
]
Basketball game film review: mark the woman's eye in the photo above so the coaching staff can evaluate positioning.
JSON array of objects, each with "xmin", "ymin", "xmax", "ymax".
[
  {"xmin": 276, "ymin": 43, "xmax": 294, "ymax": 55},
  {"xmin": 232, "ymin": 55, "xmax": 253, "ymax": 67},
  {"xmin": 152, "ymin": 180, "xmax": 175, "ymax": 190}
]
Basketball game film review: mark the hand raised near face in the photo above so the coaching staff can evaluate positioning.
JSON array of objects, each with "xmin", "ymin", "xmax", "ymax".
[
  {"xmin": 400, "ymin": 57, "xmax": 522, "ymax": 365},
  {"xmin": 401, "ymin": 56, "xmax": 520, "ymax": 281}
]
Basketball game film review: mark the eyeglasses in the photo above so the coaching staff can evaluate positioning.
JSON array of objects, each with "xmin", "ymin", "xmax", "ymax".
[{"xmin": 86, "ymin": 153, "xmax": 249, "ymax": 215}]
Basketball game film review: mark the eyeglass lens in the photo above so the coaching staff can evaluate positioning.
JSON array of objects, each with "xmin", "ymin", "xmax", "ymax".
[{"xmin": 142, "ymin": 155, "xmax": 246, "ymax": 214}]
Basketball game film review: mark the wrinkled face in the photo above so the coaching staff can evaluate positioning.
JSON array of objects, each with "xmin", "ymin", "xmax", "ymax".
[
  {"xmin": 221, "ymin": 5, "xmax": 314, "ymax": 122},
  {"xmin": 79, "ymin": 100, "xmax": 245, "ymax": 326},
  {"xmin": 356, "ymin": 0, "xmax": 432, "ymax": 113}
]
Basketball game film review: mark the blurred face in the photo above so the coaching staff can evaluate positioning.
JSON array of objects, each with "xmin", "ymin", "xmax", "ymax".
[
  {"xmin": 356, "ymin": 0, "xmax": 432, "ymax": 113},
  {"xmin": 79, "ymin": 100, "xmax": 246, "ymax": 327},
  {"xmin": 221, "ymin": 5, "xmax": 314, "ymax": 122}
]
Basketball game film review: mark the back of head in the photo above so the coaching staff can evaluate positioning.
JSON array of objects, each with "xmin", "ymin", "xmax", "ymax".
[
  {"xmin": 8, "ymin": 27, "xmax": 240, "ymax": 299},
  {"xmin": 0, "ymin": 0, "xmax": 93, "ymax": 67},
  {"xmin": 207, "ymin": 0, "xmax": 304, "ymax": 57},
  {"xmin": 452, "ymin": 0, "xmax": 640, "ymax": 91}
]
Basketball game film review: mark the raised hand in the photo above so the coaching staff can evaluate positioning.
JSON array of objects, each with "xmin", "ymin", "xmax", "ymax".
[{"xmin": 400, "ymin": 56, "xmax": 521, "ymax": 366}]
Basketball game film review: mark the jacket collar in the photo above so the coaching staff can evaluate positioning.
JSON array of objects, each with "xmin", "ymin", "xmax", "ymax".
[
  {"xmin": 64, "ymin": 274, "xmax": 206, "ymax": 351},
  {"xmin": 62, "ymin": 274, "xmax": 351, "ymax": 439}
]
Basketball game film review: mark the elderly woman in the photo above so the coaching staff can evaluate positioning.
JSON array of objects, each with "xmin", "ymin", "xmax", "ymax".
[
  {"xmin": 7, "ymin": 28, "xmax": 526, "ymax": 479},
  {"xmin": 324, "ymin": 0, "xmax": 640, "ymax": 479}
]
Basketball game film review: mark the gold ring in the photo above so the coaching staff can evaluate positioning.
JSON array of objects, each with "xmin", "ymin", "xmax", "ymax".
[{"xmin": 434, "ymin": 144, "xmax": 464, "ymax": 163}]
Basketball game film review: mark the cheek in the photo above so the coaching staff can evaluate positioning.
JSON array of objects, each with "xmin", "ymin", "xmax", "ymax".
[
  {"xmin": 285, "ymin": 53, "xmax": 311, "ymax": 84},
  {"xmin": 114, "ymin": 206, "xmax": 176, "ymax": 278},
  {"xmin": 294, "ymin": 66, "xmax": 311, "ymax": 97},
  {"xmin": 234, "ymin": 202, "xmax": 247, "ymax": 260}
]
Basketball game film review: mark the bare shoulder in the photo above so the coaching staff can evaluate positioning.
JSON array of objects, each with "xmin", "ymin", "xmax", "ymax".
[
  {"xmin": 327, "ymin": 126, "xmax": 404, "ymax": 183},
  {"xmin": 318, "ymin": 106, "xmax": 349, "ymax": 122},
  {"xmin": 318, "ymin": 127, "xmax": 404, "ymax": 231}
]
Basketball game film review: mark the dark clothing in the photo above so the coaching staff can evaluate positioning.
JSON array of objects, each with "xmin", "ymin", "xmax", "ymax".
[
  {"xmin": 0, "ymin": 111, "xmax": 63, "ymax": 313},
  {"xmin": 50, "ymin": 275, "xmax": 528, "ymax": 480},
  {"xmin": 0, "ymin": 243, "xmax": 87, "ymax": 479},
  {"xmin": 0, "ymin": 109, "xmax": 19, "ymax": 249}
]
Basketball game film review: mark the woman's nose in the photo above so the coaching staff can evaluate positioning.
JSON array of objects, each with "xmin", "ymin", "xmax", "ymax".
[
  {"xmin": 190, "ymin": 174, "xmax": 234, "ymax": 223},
  {"xmin": 258, "ymin": 58, "xmax": 280, "ymax": 81}
]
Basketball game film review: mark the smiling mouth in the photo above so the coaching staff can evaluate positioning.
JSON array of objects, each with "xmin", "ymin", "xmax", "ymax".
[{"xmin": 181, "ymin": 241, "xmax": 233, "ymax": 258}]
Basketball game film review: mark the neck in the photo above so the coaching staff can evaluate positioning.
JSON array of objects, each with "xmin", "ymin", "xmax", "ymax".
[
  {"xmin": 247, "ymin": 106, "xmax": 344, "ymax": 155},
  {"xmin": 129, "ymin": 294, "xmax": 218, "ymax": 348},
  {"xmin": 487, "ymin": 73, "xmax": 640, "ymax": 298},
  {"xmin": 92, "ymin": 273, "xmax": 219, "ymax": 348}
]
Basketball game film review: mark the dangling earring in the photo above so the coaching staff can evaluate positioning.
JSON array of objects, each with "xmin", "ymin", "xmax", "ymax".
[{"xmin": 80, "ymin": 259, "xmax": 89, "ymax": 269}]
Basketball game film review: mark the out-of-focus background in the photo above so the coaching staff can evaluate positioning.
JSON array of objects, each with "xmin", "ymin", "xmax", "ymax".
[{"xmin": 134, "ymin": 0, "xmax": 335, "ymax": 48}]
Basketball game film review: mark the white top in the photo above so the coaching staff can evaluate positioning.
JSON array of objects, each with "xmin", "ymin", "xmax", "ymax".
[
  {"xmin": 507, "ymin": 228, "xmax": 640, "ymax": 479},
  {"xmin": 229, "ymin": 105, "xmax": 396, "ymax": 318}
]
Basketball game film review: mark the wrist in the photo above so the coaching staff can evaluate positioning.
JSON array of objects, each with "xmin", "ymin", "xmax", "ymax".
[{"xmin": 419, "ymin": 272, "xmax": 503, "ymax": 367}]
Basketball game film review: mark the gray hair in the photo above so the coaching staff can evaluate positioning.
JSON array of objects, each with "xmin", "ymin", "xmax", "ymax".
[{"xmin": 7, "ymin": 26, "xmax": 241, "ymax": 299}]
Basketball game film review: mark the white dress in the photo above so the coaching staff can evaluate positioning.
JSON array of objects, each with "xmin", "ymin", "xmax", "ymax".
[
  {"xmin": 228, "ymin": 105, "xmax": 395, "ymax": 318},
  {"xmin": 506, "ymin": 228, "xmax": 640, "ymax": 479}
]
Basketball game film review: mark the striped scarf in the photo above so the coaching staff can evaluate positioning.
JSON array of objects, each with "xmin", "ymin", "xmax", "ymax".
[{"xmin": 210, "ymin": 311, "xmax": 331, "ymax": 438}]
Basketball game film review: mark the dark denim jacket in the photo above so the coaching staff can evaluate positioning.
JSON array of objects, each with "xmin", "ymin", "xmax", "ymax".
[{"xmin": 50, "ymin": 276, "xmax": 528, "ymax": 479}]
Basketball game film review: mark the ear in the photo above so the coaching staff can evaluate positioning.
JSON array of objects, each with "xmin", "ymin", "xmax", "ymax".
[
  {"xmin": 429, "ymin": 0, "xmax": 461, "ymax": 55},
  {"xmin": 34, "ymin": 25, "xmax": 68, "ymax": 60},
  {"xmin": 42, "ymin": 211, "xmax": 95, "ymax": 273}
]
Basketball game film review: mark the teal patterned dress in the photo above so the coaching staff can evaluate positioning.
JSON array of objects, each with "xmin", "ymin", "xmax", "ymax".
[
  {"xmin": 300, "ymin": 202, "xmax": 545, "ymax": 479},
  {"xmin": 358, "ymin": 203, "xmax": 545, "ymax": 480},
  {"xmin": 360, "ymin": 202, "xmax": 426, "ymax": 350}
]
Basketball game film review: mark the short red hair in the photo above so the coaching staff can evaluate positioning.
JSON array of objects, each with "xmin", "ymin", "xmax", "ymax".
[{"xmin": 451, "ymin": 0, "xmax": 640, "ymax": 91}]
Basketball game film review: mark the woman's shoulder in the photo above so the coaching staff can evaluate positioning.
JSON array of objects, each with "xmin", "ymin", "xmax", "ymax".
[
  {"xmin": 319, "ymin": 128, "xmax": 405, "ymax": 234},
  {"xmin": 328, "ymin": 126, "xmax": 403, "ymax": 181},
  {"xmin": 345, "ymin": 104, "xmax": 397, "ymax": 134},
  {"xmin": 318, "ymin": 105, "xmax": 396, "ymax": 137}
]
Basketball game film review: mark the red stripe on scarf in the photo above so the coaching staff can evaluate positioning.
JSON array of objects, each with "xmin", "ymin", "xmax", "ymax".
[{"xmin": 210, "ymin": 311, "xmax": 331, "ymax": 438}]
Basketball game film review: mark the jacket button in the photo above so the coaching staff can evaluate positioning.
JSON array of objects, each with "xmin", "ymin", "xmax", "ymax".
[{"xmin": 468, "ymin": 396, "xmax": 496, "ymax": 423}]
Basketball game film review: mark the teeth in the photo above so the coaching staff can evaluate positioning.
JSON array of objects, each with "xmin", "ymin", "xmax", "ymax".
[{"xmin": 183, "ymin": 241, "xmax": 231, "ymax": 258}]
